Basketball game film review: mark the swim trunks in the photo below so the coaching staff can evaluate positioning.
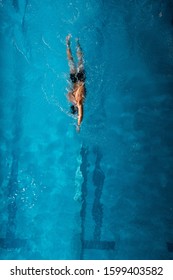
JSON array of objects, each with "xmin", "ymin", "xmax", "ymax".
[{"xmin": 70, "ymin": 71, "xmax": 86, "ymax": 83}]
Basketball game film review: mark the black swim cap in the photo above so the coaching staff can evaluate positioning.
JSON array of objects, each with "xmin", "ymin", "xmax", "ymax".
[{"xmin": 70, "ymin": 105, "xmax": 78, "ymax": 115}]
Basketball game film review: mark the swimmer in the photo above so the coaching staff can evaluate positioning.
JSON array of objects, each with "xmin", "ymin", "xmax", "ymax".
[{"xmin": 66, "ymin": 34, "xmax": 86, "ymax": 132}]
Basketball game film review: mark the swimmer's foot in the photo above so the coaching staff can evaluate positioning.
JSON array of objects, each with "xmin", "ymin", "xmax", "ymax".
[{"xmin": 66, "ymin": 34, "xmax": 71, "ymax": 47}]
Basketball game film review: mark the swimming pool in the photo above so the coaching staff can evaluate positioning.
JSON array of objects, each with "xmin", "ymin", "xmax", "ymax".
[{"xmin": 0, "ymin": 0, "xmax": 173, "ymax": 260}]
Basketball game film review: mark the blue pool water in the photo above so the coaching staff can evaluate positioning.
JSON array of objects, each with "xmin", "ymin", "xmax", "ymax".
[{"xmin": 0, "ymin": 0, "xmax": 173, "ymax": 260}]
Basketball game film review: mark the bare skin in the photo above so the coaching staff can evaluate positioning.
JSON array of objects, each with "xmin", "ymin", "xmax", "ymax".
[{"xmin": 66, "ymin": 35, "xmax": 86, "ymax": 131}]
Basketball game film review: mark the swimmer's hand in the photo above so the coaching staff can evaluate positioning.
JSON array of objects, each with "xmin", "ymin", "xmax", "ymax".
[{"xmin": 76, "ymin": 125, "xmax": 80, "ymax": 132}]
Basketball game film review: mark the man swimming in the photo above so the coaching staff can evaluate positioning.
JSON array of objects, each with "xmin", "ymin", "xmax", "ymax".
[{"xmin": 66, "ymin": 34, "xmax": 86, "ymax": 131}]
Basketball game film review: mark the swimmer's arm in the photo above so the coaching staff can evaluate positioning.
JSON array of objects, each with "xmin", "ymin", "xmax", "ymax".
[
  {"xmin": 67, "ymin": 92, "xmax": 75, "ymax": 103},
  {"xmin": 77, "ymin": 103, "xmax": 83, "ymax": 126}
]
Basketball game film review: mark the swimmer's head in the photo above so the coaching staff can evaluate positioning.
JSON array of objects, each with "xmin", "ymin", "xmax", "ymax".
[{"xmin": 70, "ymin": 105, "xmax": 78, "ymax": 115}]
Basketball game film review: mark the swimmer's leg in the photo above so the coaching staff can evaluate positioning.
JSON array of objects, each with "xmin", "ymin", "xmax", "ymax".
[
  {"xmin": 76, "ymin": 38, "xmax": 84, "ymax": 72},
  {"xmin": 66, "ymin": 34, "xmax": 76, "ymax": 74}
]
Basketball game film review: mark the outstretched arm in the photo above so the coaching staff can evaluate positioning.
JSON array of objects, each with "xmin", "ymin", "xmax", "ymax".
[{"xmin": 77, "ymin": 103, "xmax": 83, "ymax": 127}]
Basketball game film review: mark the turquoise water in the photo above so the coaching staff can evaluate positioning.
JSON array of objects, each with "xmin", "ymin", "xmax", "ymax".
[{"xmin": 0, "ymin": 0, "xmax": 173, "ymax": 260}]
